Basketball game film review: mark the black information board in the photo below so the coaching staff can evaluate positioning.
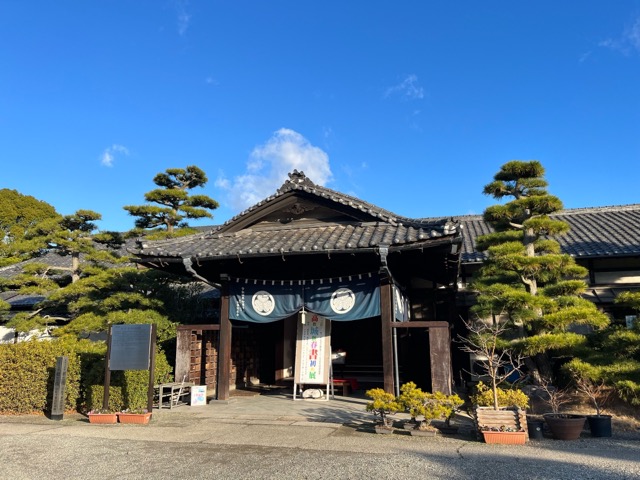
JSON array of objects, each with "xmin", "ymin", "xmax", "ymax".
[{"xmin": 109, "ymin": 324, "xmax": 152, "ymax": 371}]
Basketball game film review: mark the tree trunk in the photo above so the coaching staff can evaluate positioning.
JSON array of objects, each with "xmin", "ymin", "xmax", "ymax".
[
  {"xmin": 523, "ymin": 227, "xmax": 538, "ymax": 296},
  {"xmin": 524, "ymin": 354, "xmax": 553, "ymax": 385},
  {"xmin": 71, "ymin": 252, "xmax": 80, "ymax": 283}
]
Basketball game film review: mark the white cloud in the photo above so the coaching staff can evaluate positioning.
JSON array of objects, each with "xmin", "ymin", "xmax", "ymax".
[
  {"xmin": 175, "ymin": 0, "xmax": 191, "ymax": 36},
  {"xmin": 216, "ymin": 129, "xmax": 332, "ymax": 212},
  {"xmin": 579, "ymin": 51, "xmax": 592, "ymax": 63},
  {"xmin": 599, "ymin": 15, "xmax": 640, "ymax": 55},
  {"xmin": 629, "ymin": 16, "xmax": 640, "ymax": 51},
  {"xmin": 385, "ymin": 74, "xmax": 425, "ymax": 100},
  {"xmin": 100, "ymin": 144, "xmax": 130, "ymax": 167}
]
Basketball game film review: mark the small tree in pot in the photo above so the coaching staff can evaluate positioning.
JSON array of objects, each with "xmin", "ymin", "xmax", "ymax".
[
  {"xmin": 398, "ymin": 382, "xmax": 464, "ymax": 435},
  {"xmin": 537, "ymin": 375, "xmax": 586, "ymax": 440},
  {"xmin": 459, "ymin": 318, "xmax": 525, "ymax": 410},
  {"xmin": 459, "ymin": 318, "xmax": 529, "ymax": 442},
  {"xmin": 365, "ymin": 388, "xmax": 402, "ymax": 433},
  {"xmin": 565, "ymin": 359, "xmax": 613, "ymax": 437}
]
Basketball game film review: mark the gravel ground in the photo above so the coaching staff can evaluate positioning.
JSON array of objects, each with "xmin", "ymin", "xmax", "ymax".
[{"xmin": 1, "ymin": 409, "xmax": 639, "ymax": 480}]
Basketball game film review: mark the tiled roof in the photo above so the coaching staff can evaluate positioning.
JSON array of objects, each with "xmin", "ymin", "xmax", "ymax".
[
  {"xmin": 0, "ymin": 251, "xmax": 72, "ymax": 279},
  {"xmin": 134, "ymin": 171, "xmax": 461, "ymax": 261},
  {"xmin": 0, "ymin": 239, "xmax": 135, "ymax": 279},
  {"xmin": 457, "ymin": 204, "xmax": 640, "ymax": 263},
  {"xmin": 0, "ymin": 291, "xmax": 46, "ymax": 308},
  {"xmin": 134, "ymin": 221, "xmax": 459, "ymax": 261}
]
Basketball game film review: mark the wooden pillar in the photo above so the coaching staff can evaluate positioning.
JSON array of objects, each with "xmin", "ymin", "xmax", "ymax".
[
  {"xmin": 380, "ymin": 280, "xmax": 394, "ymax": 394},
  {"xmin": 175, "ymin": 327, "xmax": 191, "ymax": 383},
  {"xmin": 217, "ymin": 280, "xmax": 232, "ymax": 400},
  {"xmin": 429, "ymin": 324, "xmax": 452, "ymax": 394}
]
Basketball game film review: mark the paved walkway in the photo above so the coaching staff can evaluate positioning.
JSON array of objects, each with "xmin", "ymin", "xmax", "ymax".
[{"xmin": 2, "ymin": 392, "xmax": 640, "ymax": 479}]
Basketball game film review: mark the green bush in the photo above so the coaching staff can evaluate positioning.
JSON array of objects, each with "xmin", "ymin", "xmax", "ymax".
[
  {"xmin": 397, "ymin": 382, "xmax": 464, "ymax": 428},
  {"xmin": 0, "ymin": 338, "xmax": 83, "ymax": 414},
  {"xmin": 471, "ymin": 381, "xmax": 529, "ymax": 409},
  {"xmin": 0, "ymin": 337, "xmax": 173, "ymax": 414},
  {"xmin": 84, "ymin": 348, "xmax": 173, "ymax": 412},
  {"xmin": 615, "ymin": 380, "xmax": 640, "ymax": 407},
  {"xmin": 365, "ymin": 388, "xmax": 402, "ymax": 427}
]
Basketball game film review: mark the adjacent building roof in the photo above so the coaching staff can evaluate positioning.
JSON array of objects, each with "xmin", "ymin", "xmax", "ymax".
[
  {"xmin": 458, "ymin": 204, "xmax": 640, "ymax": 263},
  {"xmin": 0, "ymin": 291, "xmax": 46, "ymax": 309}
]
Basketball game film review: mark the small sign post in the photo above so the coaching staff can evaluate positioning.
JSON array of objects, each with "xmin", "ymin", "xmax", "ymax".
[{"xmin": 51, "ymin": 356, "xmax": 68, "ymax": 421}]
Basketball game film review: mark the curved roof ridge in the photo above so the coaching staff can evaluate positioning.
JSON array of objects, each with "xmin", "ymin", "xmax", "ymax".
[{"xmin": 216, "ymin": 170, "xmax": 453, "ymax": 229}]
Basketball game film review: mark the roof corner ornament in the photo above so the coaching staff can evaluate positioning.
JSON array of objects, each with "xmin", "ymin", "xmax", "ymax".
[
  {"xmin": 378, "ymin": 245, "xmax": 389, "ymax": 267},
  {"xmin": 378, "ymin": 245, "xmax": 391, "ymax": 279},
  {"xmin": 279, "ymin": 170, "xmax": 316, "ymax": 192},
  {"xmin": 443, "ymin": 218, "xmax": 461, "ymax": 235}
]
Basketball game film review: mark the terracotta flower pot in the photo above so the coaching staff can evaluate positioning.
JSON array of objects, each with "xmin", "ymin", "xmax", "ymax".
[
  {"xmin": 482, "ymin": 430, "xmax": 527, "ymax": 445},
  {"xmin": 87, "ymin": 413, "xmax": 118, "ymax": 424},
  {"xmin": 543, "ymin": 414, "xmax": 585, "ymax": 440},
  {"xmin": 118, "ymin": 412, "xmax": 152, "ymax": 424}
]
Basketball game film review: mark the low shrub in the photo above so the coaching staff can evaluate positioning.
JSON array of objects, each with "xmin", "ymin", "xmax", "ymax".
[
  {"xmin": 84, "ymin": 348, "xmax": 172, "ymax": 412},
  {"xmin": 471, "ymin": 381, "xmax": 529, "ymax": 409},
  {"xmin": 0, "ymin": 338, "xmax": 83, "ymax": 414},
  {"xmin": 0, "ymin": 337, "xmax": 173, "ymax": 414}
]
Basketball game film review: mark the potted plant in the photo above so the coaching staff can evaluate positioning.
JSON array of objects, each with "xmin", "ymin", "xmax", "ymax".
[
  {"xmin": 459, "ymin": 319, "xmax": 529, "ymax": 443},
  {"xmin": 118, "ymin": 408, "xmax": 152, "ymax": 425},
  {"xmin": 438, "ymin": 391, "xmax": 465, "ymax": 434},
  {"xmin": 471, "ymin": 381, "xmax": 529, "ymax": 442},
  {"xmin": 398, "ymin": 382, "xmax": 438, "ymax": 436},
  {"xmin": 87, "ymin": 408, "xmax": 118, "ymax": 424},
  {"xmin": 397, "ymin": 382, "xmax": 466, "ymax": 436},
  {"xmin": 365, "ymin": 388, "xmax": 401, "ymax": 434},
  {"xmin": 397, "ymin": 382, "xmax": 423, "ymax": 430},
  {"xmin": 411, "ymin": 391, "xmax": 464, "ymax": 437},
  {"xmin": 565, "ymin": 360, "xmax": 613, "ymax": 437},
  {"xmin": 538, "ymin": 376, "xmax": 586, "ymax": 440},
  {"xmin": 479, "ymin": 424, "xmax": 527, "ymax": 444}
]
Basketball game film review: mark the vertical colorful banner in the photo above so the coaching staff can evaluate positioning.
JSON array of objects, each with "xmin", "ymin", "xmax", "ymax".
[{"xmin": 294, "ymin": 314, "xmax": 331, "ymax": 385}]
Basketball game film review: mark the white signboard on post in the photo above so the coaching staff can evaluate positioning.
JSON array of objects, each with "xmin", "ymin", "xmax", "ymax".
[{"xmin": 294, "ymin": 314, "xmax": 331, "ymax": 385}]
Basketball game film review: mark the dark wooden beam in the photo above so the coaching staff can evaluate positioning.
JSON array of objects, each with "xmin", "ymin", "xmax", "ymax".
[
  {"xmin": 391, "ymin": 321, "xmax": 449, "ymax": 328},
  {"xmin": 177, "ymin": 324, "xmax": 221, "ymax": 331},
  {"xmin": 217, "ymin": 282, "xmax": 232, "ymax": 401},
  {"xmin": 380, "ymin": 280, "xmax": 394, "ymax": 394}
]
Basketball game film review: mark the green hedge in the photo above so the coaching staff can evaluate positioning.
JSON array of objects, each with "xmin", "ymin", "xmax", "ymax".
[
  {"xmin": 84, "ymin": 351, "xmax": 172, "ymax": 412},
  {"xmin": 0, "ymin": 337, "xmax": 173, "ymax": 414},
  {"xmin": 0, "ymin": 338, "xmax": 82, "ymax": 414}
]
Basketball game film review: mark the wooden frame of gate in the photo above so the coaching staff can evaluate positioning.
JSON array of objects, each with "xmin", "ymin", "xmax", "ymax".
[{"xmin": 390, "ymin": 321, "xmax": 452, "ymax": 395}]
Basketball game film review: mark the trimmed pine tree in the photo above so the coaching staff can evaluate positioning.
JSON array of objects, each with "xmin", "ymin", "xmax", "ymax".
[{"xmin": 471, "ymin": 160, "xmax": 609, "ymax": 381}]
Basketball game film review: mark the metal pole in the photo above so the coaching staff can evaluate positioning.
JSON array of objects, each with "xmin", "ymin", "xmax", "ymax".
[
  {"xmin": 393, "ymin": 324, "xmax": 400, "ymax": 397},
  {"xmin": 103, "ymin": 326, "xmax": 112, "ymax": 410}
]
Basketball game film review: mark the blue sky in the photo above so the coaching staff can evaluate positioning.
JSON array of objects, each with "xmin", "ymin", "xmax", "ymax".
[{"xmin": 2, "ymin": 1, "xmax": 640, "ymax": 232}]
